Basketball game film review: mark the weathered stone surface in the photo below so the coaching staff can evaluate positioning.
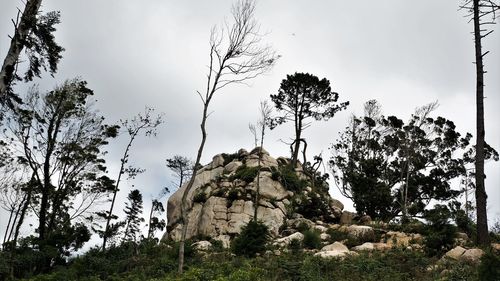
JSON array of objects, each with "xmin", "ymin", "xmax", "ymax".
[
  {"xmin": 460, "ymin": 248, "xmax": 484, "ymax": 264},
  {"xmin": 443, "ymin": 246, "xmax": 467, "ymax": 261},
  {"xmin": 359, "ymin": 215, "xmax": 372, "ymax": 225},
  {"xmin": 192, "ymin": 240, "xmax": 212, "ymax": 251},
  {"xmin": 167, "ymin": 166, "xmax": 224, "ymax": 227},
  {"xmin": 373, "ymin": 243, "xmax": 392, "ymax": 251},
  {"xmin": 347, "ymin": 225, "xmax": 375, "ymax": 242},
  {"xmin": 274, "ymin": 232, "xmax": 304, "ymax": 247},
  {"xmin": 224, "ymin": 161, "xmax": 243, "ymax": 174},
  {"xmin": 165, "ymin": 150, "xmax": 343, "ymax": 245},
  {"xmin": 330, "ymin": 198, "xmax": 344, "ymax": 211},
  {"xmin": 340, "ymin": 211, "xmax": 356, "ymax": 224},
  {"xmin": 320, "ymin": 233, "xmax": 331, "ymax": 241},
  {"xmin": 249, "ymin": 172, "xmax": 289, "ymax": 200},
  {"xmin": 314, "ymin": 225, "xmax": 328, "ymax": 233},
  {"xmin": 321, "ymin": 242, "xmax": 349, "ymax": 252},
  {"xmin": 384, "ymin": 231, "xmax": 423, "ymax": 247},
  {"xmin": 352, "ymin": 242, "xmax": 374, "ymax": 252},
  {"xmin": 288, "ymin": 217, "xmax": 315, "ymax": 230}
]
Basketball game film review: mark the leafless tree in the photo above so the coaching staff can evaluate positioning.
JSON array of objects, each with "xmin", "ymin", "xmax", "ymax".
[
  {"xmin": 253, "ymin": 101, "xmax": 273, "ymax": 220},
  {"xmin": 177, "ymin": 0, "xmax": 278, "ymax": 274},
  {"xmin": 460, "ymin": 0, "xmax": 499, "ymax": 245}
]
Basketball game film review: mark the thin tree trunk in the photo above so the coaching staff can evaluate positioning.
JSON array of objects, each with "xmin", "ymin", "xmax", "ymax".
[
  {"xmin": 102, "ymin": 135, "xmax": 135, "ymax": 251},
  {"xmin": 3, "ymin": 208, "xmax": 15, "ymax": 247},
  {"xmin": 178, "ymin": 101, "xmax": 208, "ymax": 274},
  {"xmin": 472, "ymin": 0, "xmax": 489, "ymax": 245},
  {"xmin": 0, "ymin": 0, "xmax": 43, "ymax": 98},
  {"xmin": 147, "ymin": 202, "xmax": 154, "ymax": 239}
]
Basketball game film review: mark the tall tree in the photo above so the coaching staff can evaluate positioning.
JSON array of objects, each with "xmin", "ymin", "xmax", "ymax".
[
  {"xmin": 147, "ymin": 199, "xmax": 165, "ymax": 239},
  {"xmin": 2, "ymin": 78, "xmax": 118, "ymax": 261},
  {"xmin": 460, "ymin": 0, "xmax": 499, "ymax": 245},
  {"xmin": 101, "ymin": 107, "xmax": 163, "ymax": 251},
  {"xmin": 270, "ymin": 72, "xmax": 348, "ymax": 167},
  {"xmin": 122, "ymin": 189, "xmax": 144, "ymax": 243},
  {"xmin": 177, "ymin": 0, "xmax": 278, "ymax": 273},
  {"xmin": 0, "ymin": 0, "xmax": 64, "ymax": 107}
]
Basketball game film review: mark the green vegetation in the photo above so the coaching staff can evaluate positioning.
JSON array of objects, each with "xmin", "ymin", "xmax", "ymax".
[
  {"xmin": 232, "ymin": 220, "xmax": 270, "ymax": 258},
  {"xmin": 193, "ymin": 192, "xmax": 207, "ymax": 204},
  {"xmin": 230, "ymin": 165, "xmax": 259, "ymax": 183},
  {"xmin": 271, "ymin": 165, "xmax": 307, "ymax": 192},
  {"xmin": 4, "ymin": 240, "xmax": 493, "ymax": 281},
  {"xmin": 302, "ymin": 229, "xmax": 322, "ymax": 250}
]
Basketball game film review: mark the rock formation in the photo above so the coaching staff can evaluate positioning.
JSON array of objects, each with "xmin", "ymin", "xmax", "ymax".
[{"xmin": 165, "ymin": 148, "xmax": 343, "ymax": 246}]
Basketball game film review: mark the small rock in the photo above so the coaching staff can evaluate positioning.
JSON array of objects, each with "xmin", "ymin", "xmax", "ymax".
[
  {"xmin": 321, "ymin": 242, "xmax": 349, "ymax": 252},
  {"xmin": 359, "ymin": 215, "xmax": 372, "ymax": 225},
  {"xmin": 443, "ymin": 246, "xmax": 467, "ymax": 261},
  {"xmin": 460, "ymin": 248, "xmax": 484, "ymax": 264},
  {"xmin": 273, "ymin": 232, "xmax": 304, "ymax": 247},
  {"xmin": 192, "ymin": 240, "xmax": 212, "ymax": 251},
  {"xmin": 340, "ymin": 211, "xmax": 356, "ymax": 225},
  {"xmin": 320, "ymin": 233, "xmax": 331, "ymax": 241},
  {"xmin": 352, "ymin": 242, "xmax": 374, "ymax": 252}
]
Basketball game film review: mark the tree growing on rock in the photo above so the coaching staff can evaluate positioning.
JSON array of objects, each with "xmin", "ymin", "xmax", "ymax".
[
  {"xmin": 177, "ymin": 0, "xmax": 278, "ymax": 274},
  {"xmin": 165, "ymin": 155, "xmax": 194, "ymax": 195},
  {"xmin": 270, "ymin": 72, "xmax": 348, "ymax": 167}
]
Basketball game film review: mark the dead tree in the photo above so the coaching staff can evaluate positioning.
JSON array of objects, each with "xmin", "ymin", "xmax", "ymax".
[
  {"xmin": 460, "ymin": 0, "xmax": 499, "ymax": 245},
  {"xmin": 177, "ymin": 0, "xmax": 278, "ymax": 274}
]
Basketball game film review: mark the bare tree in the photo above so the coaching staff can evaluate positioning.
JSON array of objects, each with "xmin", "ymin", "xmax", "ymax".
[
  {"xmin": 101, "ymin": 107, "xmax": 164, "ymax": 251},
  {"xmin": 252, "ymin": 101, "xmax": 272, "ymax": 220},
  {"xmin": 177, "ymin": 0, "xmax": 278, "ymax": 274},
  {"xmin": 460, "ymin": 0, "xmax": 499, "ymax": 245}
]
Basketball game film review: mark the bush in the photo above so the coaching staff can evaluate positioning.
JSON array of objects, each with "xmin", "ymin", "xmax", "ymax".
[
  {"xmin": 231, "ymin": 165, "xmax": 259, "ymax": 183},
  {"xmin": 193, "ymin": 191, "xmax": 207, "ymax": 203},
  {"xmin": 478, "ymin": 249, "xmax": 500, "ymax": 281},
  {"xmin": 302, "ymin": 229, "xmax": 322, "ymax": 250},
  {"xmin": 288, "ymin": 238, "xmax": 303, "ymax": 254},
  {"xmin": 326, "ymin": 228, "xmax": 348, "ymax": 242},
  {"xmin": 422, "ymin": 205, "xmax": 456, "ymax": 256},
  {"xmin": 222, "ymin": 152, "xmax": 240, "ymax": 166},
  {"xmin": 274, "ymin": 164, "xmax": 308, "ymax": 192},
  {"xmin": 232, "ymin": 220, "xmax": 270, "ymax": 258}
]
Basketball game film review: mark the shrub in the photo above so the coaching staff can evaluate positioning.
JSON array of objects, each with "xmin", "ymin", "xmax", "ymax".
[
  {"xmin": 231, "ymin": 165, "xmax": 259, "ymax": 183},
  {"xmin": 326, "ymin": 228, "xmax": 348, "ymax": 243},
  {"xmin": 193, "ymin": 191, "xmax": 207, "ymax": 203},
  {"xmin": 302, "ymin": 229, "xmax": 322, "ymax": 249},
  {"xmin": 288, "ymin": 238, "xmax": 302, "ymax": 254},
  {"xmin": 422, "ymin": 205, "xmax": 456, "ymax": 256},
  {"xmin": 277, "ymin": 164, "xmax": 308, "ymax": 192},
  {"xmin": 222, "ymin": 152, "xmax": 240, "ymax": 166},
  {"xmin": 227, "ymin": 188, "xmax": 240, "ymax": 202},
  {"xmin": 478, "ymin": 249, "xmax": 500, "ymax": 281},
  {"xmin": 232, "ymin": 220, "xmax": 270, "ymax": 258}
]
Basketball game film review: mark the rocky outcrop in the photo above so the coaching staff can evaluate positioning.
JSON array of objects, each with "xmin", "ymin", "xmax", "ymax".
[{"xmin": 165, "ymin": 148, "xmax": 343, "ymax": 245}]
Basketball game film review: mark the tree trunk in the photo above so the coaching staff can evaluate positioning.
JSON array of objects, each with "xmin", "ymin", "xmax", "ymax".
[
  {"xmin": 472, "ymin": 0, "xmax": 489, "ymax": 245},
  {"xmin": 0, "ymin": 0, "xmax": 43, "ymax": 99},
  {"xmin": 178, "ymin": 100, "xmax": 209, "ymax": 274}
]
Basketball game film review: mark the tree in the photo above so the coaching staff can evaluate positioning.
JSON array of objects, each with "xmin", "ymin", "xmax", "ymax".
[
  {"xmin": 122, "ymin": 189, "xmax": 144, "ymax": 243},
  {"xmin": 1, "ymin": 78, "xmax": 118, "ymax": 264},
  {"xmin": 251, "ymin": 101, "xmax": 272, "ymax": 220},
  {"xmin": 0, "ymin": 0, "xmax": 64, "ymax": 108},
  {"xmin": 270, "ymin": 72, "xmax": 348, "ymax": 167},
  {"xmin": 147, "ymin": 199, "xmax": 165, "ymax": 239},
  {"xmin": 329, "ymin": 100, "xmax": 494, "ymax": 222},
  {"xmin": 165, "ymin": 155, "xmax": 193, "ymax": 194},
  {"xmin": 460, "ymin": 0, "xmax": 499, "ymax": 245},
  {"xmin": 177, "ymin": 0, "xmax": 278, "ymax": 274},
  {"xmin": 101, "ymin": 107, "xmax": 163, "ymax": 251}
]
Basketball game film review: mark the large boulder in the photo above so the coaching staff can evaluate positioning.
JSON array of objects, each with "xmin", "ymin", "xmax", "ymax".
[
  {"xmin": 315, "ymin": 242, "xmax": 357, "ymax": 259},
  {"xmin": 273, "ymin": 232, "xmax": 304, "ymax": 247},
  {"xmin": 347, "ymin": 225, "xmax": 375, "ymax": 242},
  {"xmin": 165, "ymin": 149, "xmax": 343, "ymax": 246}
]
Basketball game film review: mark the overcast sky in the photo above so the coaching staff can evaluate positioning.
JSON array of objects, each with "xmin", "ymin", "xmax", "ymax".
[{"xmin": 1, "ymin": 1, "xmax": 499, "ymax": 242}]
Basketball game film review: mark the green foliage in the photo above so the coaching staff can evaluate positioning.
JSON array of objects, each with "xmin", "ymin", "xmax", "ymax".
[
  {"xmin": 302, "ymin": 229, "xmax": 322, "ymax": 249},
  {"xmin": 123, "ymin": 189, "xmax": 145, "ymax": 243},
  {"xmin": 422, "ymin": 205, "xmax": 457, "ymax": 256},
  {"xmin": 272, "ymin": 165, "xmax": 307, "ymax": 192},
  {"xmin": 227, "ymin": 188, "xmax": 240, "ymax": 202},
  {"xmin": 193, "ymin": 191, "xmax": 208, "ymax": 204},
  {"xmin": 329, "ymin": 100, "xmax": 495, "ymax": 222},
  {"xmin": 288, "ymin": 238, "xmax": 303, "ymax": 254},
  {"xmin": 326, "ymin": 228, "xmax": 349, "ymax": 242},
  {"xmin": 222, "ymin": 152, "xmax": 241, "ymax": 166},
  {"xmin": 231, "ymin": 165, "xmax": 259, "ymax": 183},
  {"xmin": 478, "ymin": 249, "xmax": 500, "ymax": 281},
  {"xmin": 269, "ymin": 72, "xmax": 349, "ymax": 164},
  {"xmin": 232, "ymin": 220, "xmax": 270, "ymax": 258}
]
